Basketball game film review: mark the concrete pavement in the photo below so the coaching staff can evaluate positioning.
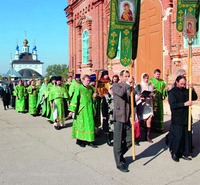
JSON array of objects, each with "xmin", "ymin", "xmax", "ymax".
[{"xmin": 0, "ymin": 102, "xmax": 200, "ymax": 185}]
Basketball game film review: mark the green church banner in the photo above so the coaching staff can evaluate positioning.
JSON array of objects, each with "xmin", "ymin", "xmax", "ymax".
[
  {"xmin": 176, "ymin": 0, "xmax": 199, "ymax": 32},
  {"xmin": 107, "ymin": 0, "xmax": 140, "ymax": 67},
  {"xmin": 132, "ymin": 0, "xmax": 141, "ymax": 60}
]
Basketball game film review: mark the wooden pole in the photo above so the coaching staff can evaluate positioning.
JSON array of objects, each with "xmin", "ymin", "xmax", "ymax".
[
  {"xmin": 94, "ymin": 70, "xmax": 100, "ymax": 94},
  {"xmin": 129, "ymin": 61, "xmax": 135, "ymax": 160},
  {"xmin": 188, "ymin": 40, "xmax": 192, "ymax": 131}
]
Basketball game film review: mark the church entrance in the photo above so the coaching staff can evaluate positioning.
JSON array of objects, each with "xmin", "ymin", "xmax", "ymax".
[{"xmin": 135, "ymin": 0, "xmax": 163, "ymax": 82}]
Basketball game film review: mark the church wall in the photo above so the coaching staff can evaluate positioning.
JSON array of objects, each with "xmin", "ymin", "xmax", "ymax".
[
  {"xmin": 66, "ymin": 0, "xmax": 111, "ymax": 75},
  {"xmin": 167, "ymin": 0, "xmax": 200, "ymax": 98},
  {"xmin": 13, "ymin": 64, "xmax": 43, "ymax": 76},
  {"xmin": 65, "ymin": 0, "xmax": 200, "ymax": 99}
]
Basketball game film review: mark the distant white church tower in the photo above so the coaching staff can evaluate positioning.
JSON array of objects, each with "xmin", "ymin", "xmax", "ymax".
[{"xmin": 11, "ymin": 39, "xmax": 44, "ymax": 79}]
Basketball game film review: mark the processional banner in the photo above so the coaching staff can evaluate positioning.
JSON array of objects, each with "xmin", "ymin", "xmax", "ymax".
[
  {"xmin": 176, "ymin": 0, "xmax": 199, "ymax": 32},
  {"xmin": 107, "ymin": 0, "xmax": 141, "ymax": 67}
]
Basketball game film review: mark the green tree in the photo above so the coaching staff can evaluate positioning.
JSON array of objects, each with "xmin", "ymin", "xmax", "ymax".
[{"xmin": 45, "ymin": 64, "xmax": 69, "ymax": 79}]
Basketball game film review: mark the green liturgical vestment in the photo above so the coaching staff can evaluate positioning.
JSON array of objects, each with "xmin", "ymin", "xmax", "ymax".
[
  {"xmin": 49, "ymin": 85, "xmax": 69, "ymax": 123},
  {"xmin": 14, "ymin": 85, "xmax": 27, "ymax": 112},
  {"xmin": 149, "ymin": 77, "xmax": 167, "ymax": 131},
  {"xmin": 47, "ymin": 83, "xmax": 55, "ymax": 121},
  {"xmin": 37, "ymin": 83, "xmax": 48, "ymax": 117},
  {"xmin": 27, "ymin": 85, "xmax": 39, "ymax": 115},
  {"xmin": 68, "ymin": 79, "xmax": 81, "ymax": 99},
  {"xmin": 69, "ymin": 85, "xmax": 95, "ymax": 142}
]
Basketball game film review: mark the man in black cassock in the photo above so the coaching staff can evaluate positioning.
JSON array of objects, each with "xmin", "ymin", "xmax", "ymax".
[{"xmin": 167, "ymin": 75, "xmax": 198, "ymax": 162}]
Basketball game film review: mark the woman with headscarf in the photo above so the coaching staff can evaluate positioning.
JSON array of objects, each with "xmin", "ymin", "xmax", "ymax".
[
  {"xmin": 102, "ymin": 85, "xmax": 114, "ymax": 146},
  {"xmin": 135, "ymin": 73, "xmax": 154, "ymax": 143}
]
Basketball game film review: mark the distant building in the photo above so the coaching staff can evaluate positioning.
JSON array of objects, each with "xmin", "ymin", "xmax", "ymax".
[
  {"xmin": 10, "ymin": 39, "xmax": 43, "ymax": 79},
  {"xmin": 4, "ymin": 68, "xmax": 22, "ymax": 80}
]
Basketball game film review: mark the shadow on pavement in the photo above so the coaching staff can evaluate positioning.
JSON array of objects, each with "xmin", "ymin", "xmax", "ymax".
[
  {"xmin": 95, "ymin": 129, "xmax": 108, "ymax": 146},
  {"xmin": 126, "ymin": 119, "xmax": 200, "ymax": 167}
]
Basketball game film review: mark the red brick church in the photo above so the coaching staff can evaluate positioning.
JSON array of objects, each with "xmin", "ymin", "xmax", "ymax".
[{"xmin": 64, "ymin": 0, "xmax": 200, "ymax": 96}]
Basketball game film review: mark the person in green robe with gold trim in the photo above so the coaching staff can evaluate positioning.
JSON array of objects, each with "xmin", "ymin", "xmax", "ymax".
[
  {"xmin": 49, "ymin": 76, "xmax": 70, "ymax": 130},
  {"xmin": 46, "ymin": 76, "xmax": 57, "ymax": 122},
  {"xmin": 14, "ymin": 80, "xmax": 27, "ymax": 113},
  {"xmin": 65, "ymin": 76, "xmax": 72, "ymax": 91},
  {"xmin": 27, "ymin": 79, "xmax": 39, "ymax": 116},
  {"xmin": 68, "ymin": 74, "xmax": 81, "ymax": 99},
  {"xmin": 37, "ymin": 78, "xmax": 49, "ymax": 117},
  {"xmin": 149, "ymin": 69, "xmax": 167, "ymax": 132},
  {"xmin": 68, "ymin": 74, "xmax": 97, "ymax": 148}
]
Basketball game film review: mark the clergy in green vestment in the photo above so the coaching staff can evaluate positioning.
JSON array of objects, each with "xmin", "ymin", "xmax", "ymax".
[
  {"xmin": 46, "ymin": 76, "xmax": 57, "ymax": 122},
  {"xmin": 65, "ymin": 76, "xmax": 72, "ymax": 91},
  {"xmin": 149, "ymin": 69, "xmax": 167, "ymax": 131},
  {"xmin": 68, "ymin": 74, "xmax": 97, "ymax": 148},
  {"xmin": 37, "ymin": 78, "xmax": 49, "ymax": 117},
  {"xmin": 36, "ymin": 78, "xmax": 43, "ymax": 113},
  {"xmin": 68, "ymin": 74, "xmax": 81, "ymax": 99},
  {"xmin": 36, "ymin": 78, "xmax": 43, "ymax": 88},
  {"xmin": 27, "ymin": 80, "xmax": 39, "ymax": 116},
  {"xmin": 49, "ymin": 76, "xmax": 70, "ymax": 129},
  {"xmin": 14, "ymin": 80, "xmax": 27, "ymax": 113}
]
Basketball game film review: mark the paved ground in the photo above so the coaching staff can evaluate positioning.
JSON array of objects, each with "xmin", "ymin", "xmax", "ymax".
[{"xmin": 0, "ymin": 102, "xmax": 200, "ymax": 185}]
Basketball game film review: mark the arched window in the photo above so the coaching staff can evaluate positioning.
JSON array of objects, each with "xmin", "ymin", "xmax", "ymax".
[
  {"xmin": 184, "ymin": 15, "xmax": 200, "ymax": 48},
  {"xmin": 82, "ymin": 29, "xmax": 89, "ymax": 64}
]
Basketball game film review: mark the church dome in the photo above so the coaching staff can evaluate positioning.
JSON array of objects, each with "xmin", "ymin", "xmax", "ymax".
[{"xmin": 23, "ymin": 39, "xmax": 28, "ymax": 46}]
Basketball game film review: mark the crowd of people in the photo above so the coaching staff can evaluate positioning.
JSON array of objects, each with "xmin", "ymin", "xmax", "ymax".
[{"xmin": 0, "ymin": 68, "xmax": 198, "ymax": 172}]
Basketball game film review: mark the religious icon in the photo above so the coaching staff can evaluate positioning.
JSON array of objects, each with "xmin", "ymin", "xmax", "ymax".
[
  {"xmin": 118, "ymin": 0, "xmax": 136, "ymax": 22},
  {"xmin": 184, "ymin": 18, "xmax": 196, "ymax": 36},
  {"xmin": 186, "ymin": 21, "xmax": 194, "ymax": 34}
]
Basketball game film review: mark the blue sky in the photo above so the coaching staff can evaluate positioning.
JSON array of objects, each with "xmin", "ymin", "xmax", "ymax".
[{"xmin": 0, "ymin": 0, "xmax": 69, "ymax": 75}]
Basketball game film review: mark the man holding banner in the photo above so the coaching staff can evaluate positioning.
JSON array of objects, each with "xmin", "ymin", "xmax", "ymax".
[
  {"xmin": 107, "ymin": 0, "xmax": 141, "ymax": 167},
  {"xmin": 112, "ymin": 70, "xmax": 134, "ymax": 172},
  {"xmin": 167, "ymin": 76, "xmax": 197, "ymax": 162}
]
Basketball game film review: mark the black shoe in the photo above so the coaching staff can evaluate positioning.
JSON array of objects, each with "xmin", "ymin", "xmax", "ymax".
[
  {"xmin": 135, "ymin": 141, "xmax": 140, "ymax": 146},
  {"xmin": 121, "ymin": 157, "xmax": 126, "ymax": 164},
  {"xmin": 54, "ymin": 126, "xmax": 61, "ymax": 130},
  {"xmin": 79, "ymin": 143, "xmax": 86, "ymax": 147},
  {"xmin": 88, "ymin": 143, "xmax": 98, "ymax": 148},
  {"xmin": 117, "ymin": 165, "xmax": 129, "ymax": 173},
  {"xmin": 181, "ymin": 155, "xmax": 192, "ymax": 161},
  {"xmin": 171, "ymin": 154, "xmax": 179, "ymax": 162},
  {"xmin": 76, "ymin": 140, "xmax": 86, "ymax": 148},
  {"xmin": 48, "ymin": 120, "xmax": 54, "ymax": 124},
  {"xmin": 4, "ymin": 107, "xmax": 6, "ymax": 110},
  {"xmin": 107, "ymin": 139, "xmax": 113, "ymax": 146}
]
